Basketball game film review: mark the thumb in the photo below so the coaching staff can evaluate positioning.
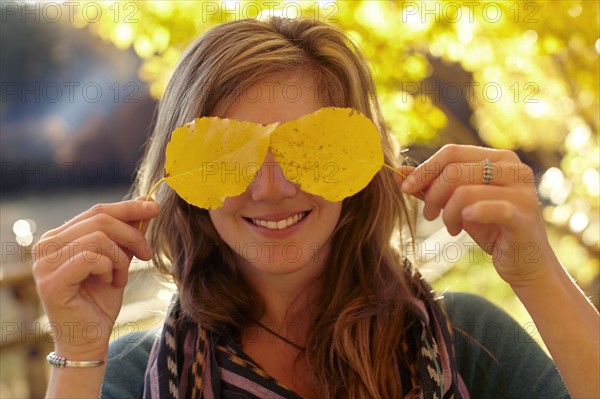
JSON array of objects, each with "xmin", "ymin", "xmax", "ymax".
[{"xmin": 393, "ymin": 165, "xmax": 417, "ymax": 184}]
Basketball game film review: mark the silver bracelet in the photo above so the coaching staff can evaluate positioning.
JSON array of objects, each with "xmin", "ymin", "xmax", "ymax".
[{"xmin": 46, "ymin": 351, "xmax": 105, "ymax": 368}]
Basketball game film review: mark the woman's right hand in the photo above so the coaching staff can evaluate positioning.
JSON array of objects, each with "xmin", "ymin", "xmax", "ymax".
[{"xmin": 32, "ymin": 199, "xmax": 160, "ymax": 361}]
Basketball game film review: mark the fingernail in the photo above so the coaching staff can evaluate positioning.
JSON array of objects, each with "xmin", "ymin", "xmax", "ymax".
[
  {"xmin": 143, "ymin": 201, "xmax": 159, "ymax": 211},
  {"xmin": 401, "ymin": 177, "xmax": 415, "ymax": 192},
  {"xmin": 462, "ymin": 206, "xmax": 474, "ymax": 220}
]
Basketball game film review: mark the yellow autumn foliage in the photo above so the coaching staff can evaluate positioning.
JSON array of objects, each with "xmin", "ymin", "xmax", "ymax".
[{"xmin": 161, "ymin": 108, "xmax": 384, "ymax": 208}]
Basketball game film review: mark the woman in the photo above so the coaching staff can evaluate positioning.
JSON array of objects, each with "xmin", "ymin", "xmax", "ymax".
[{"xmin": 33, "ymin": 17, "xmax": 598, "ymax": 398}]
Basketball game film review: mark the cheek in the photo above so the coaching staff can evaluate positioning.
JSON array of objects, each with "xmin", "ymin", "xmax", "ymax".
[
  {"xmin": 316, "ymin": 200, "xmax": 343, "ymax": 236},
  {"xmin": 327, "ymin": 203, "xmax": 342, "ymax": 225},
  {"xmin": 208, "ymin": 207, "xmax": 234, "ymax": 239},
  {"xmin": 208, "ymin": 195, "xmax": 248, "ymax": 248},
  {"xmin": 208, "ymin": 195, "xmax": 244, "ymax": 223},
  {"xmin": 208, "ymin": 209, "xmax": 222, "ymax": 226},
  {"xmin": 208, "ymin": 210, "xmax": 238, "ymax": 255},
  {"xmin": 319, "ymin": 199, "xmax": 342, "ymax": 219}
]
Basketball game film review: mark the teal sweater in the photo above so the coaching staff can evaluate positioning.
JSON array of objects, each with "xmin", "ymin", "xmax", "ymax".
[{"xmin": 101, "ymin": 293, "xmax": 570, "ymax": 398}]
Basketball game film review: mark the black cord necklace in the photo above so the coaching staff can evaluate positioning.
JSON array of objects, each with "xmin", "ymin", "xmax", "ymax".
[{"xmin": 254, "ymin": 320, "xmax": 306, "ymax": 351}]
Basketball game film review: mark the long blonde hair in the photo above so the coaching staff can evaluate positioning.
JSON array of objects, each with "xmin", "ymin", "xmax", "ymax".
[{"xmin": 133, "ymin": 17, "xmax": 429, "ymax": 399}]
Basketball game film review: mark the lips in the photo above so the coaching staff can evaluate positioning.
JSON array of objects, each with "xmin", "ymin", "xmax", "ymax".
[{"xmin": 245, "ymin": 211, "xmax": 310, "ymax": 230}]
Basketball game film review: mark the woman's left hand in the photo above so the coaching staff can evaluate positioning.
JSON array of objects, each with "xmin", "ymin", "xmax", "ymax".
[{"xmin": 397, "ymin": 144, "xmax": 557, "ymax": 287}]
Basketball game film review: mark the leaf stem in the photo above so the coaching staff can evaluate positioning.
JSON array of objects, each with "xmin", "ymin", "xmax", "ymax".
[
  {"xmin": 382, "ymin": 163, "xmax": 408, "ymax": 179},
  {"xmin": 382, "ymin": 163, "xmax": 425, "ymax": 198},
  {"xmin": 137, "ymin": 177, "xmax": 166, "ymax": 231},
  {"xmin": 146, "ymin": 178, "xmax": 166, "ymax": 201}
]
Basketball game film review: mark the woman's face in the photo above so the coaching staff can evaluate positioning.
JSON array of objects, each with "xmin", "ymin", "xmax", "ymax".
[{"xmin": 209, "ymin": 73, "xmax": 342, "ymax": 280}]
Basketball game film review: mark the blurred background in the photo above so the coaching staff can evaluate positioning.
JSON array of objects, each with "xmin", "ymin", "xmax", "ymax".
[{"xmin": 1, "ymin": 1, "xmax": 598, "ymax": 397}]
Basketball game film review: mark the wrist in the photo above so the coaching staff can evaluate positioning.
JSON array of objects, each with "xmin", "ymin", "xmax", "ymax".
[
  {"xmin": 509, "ymin": 256, "xmax": 567, "ymax": 297},
  {"xmin": 45, "ymin": 319, "xmax": 114, "ymax": 353},
  {"xmin": 504, "ymin": 250, "xmax": 564, "ymax": 290},
  {"xmin": 53, "ymin": 343, "xmax": 109, "ymax": 362}
]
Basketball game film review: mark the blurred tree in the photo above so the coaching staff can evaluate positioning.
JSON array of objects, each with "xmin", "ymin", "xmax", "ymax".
[{"xmin": 70, "ymin": 1, "xmax": 599, "ymax": 312}]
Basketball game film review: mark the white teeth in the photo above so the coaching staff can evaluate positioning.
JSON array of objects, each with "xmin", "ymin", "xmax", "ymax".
[{"xmin": 251, "ymin": 212, "xmax": 306, "ymax": 230}]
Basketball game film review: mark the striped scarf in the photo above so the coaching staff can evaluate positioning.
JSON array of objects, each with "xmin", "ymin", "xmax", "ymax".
[{"xmin": 142, "ymin": 291, "xmax": 468, "ymax": 399}]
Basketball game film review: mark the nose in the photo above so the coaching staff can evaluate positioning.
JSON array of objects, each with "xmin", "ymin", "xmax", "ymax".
[{"xmin": 249, "ymin": 152, "xmax": 298, "ymax": 202}]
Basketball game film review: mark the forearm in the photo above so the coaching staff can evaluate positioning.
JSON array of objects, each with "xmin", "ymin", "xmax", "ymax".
[
  {"xmin": 46, "ymin": 365, "xmax": 107, "ymax": 398},
  {"xmin": 45, "ymin": 347, "xmax": 109, "ymax": 398},
  {"xmin": 512, "ymin": 256, "xmax": 600, "ymax": 398}
]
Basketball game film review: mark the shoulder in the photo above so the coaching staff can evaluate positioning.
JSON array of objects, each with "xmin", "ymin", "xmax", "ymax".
[
  {"xmin": 439, "ymin": 292, "xmax": 570, "ymax": 399},
  {"xmin": 440, "ymin": 291, "xmax": 516, "ymax": 332},
  {"xmin": 101, "ymin": 329, "xmax": 158, "ymax": 399}
]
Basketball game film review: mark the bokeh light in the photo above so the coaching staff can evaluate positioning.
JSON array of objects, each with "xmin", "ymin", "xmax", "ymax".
[{"xmin": 12, "ymin": 219, "xmax": 36, "ymax": 247}]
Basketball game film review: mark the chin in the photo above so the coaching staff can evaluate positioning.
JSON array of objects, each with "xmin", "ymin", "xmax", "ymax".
[{"xmin": 235, "ymin": 246, "xmax": 323, "ymax": 277}]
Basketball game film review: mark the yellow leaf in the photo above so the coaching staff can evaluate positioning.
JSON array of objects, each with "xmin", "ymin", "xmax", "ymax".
[
  {"xmin": 152, "ymin": 108, "xmax": 387, "ymax": 212},
  {"xmin": 270, "ymin": 108, "xmax": 384, "ymax": 202},
  {"xmin": 163, "ymin": 117, "xmax": 275, "ymax": 209}
]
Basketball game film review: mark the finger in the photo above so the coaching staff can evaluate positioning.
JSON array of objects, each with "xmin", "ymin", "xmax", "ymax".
[
  {"xmin": 391, "ymin": 165, "xmax": 426, "ymax": 201},
  {"xmin": 441, "ymin": 186, "xmax": 528, "ymax": 235},
  {"xmin": 36, "ymin": 253, "xmax": 116, "ymax": 305},
  {"xmin": 401, "ymin": 145, "xmax": 520, "ymax": 194},
  {"xmin": 33, "ymin": 231, "xmax": 130, "ymax": 276},
  {"xmin": 392, "ymin": 165, "xmax": 416, "ymax": 190},
  {"xmin": 393, "ymin": 165, "xmax": 416, "ymax": 184},
  {"xmin": 74, "ymin": 232, "xmax": 132, "ymax": 287},
  {"xmin": 421, "ymin": 161, "xmax": 532, "ymax": 220},
  {"xmin": 35, "ymin": 226, "xmax": 148, "ymax": 266},
  {"xmin": 53, "ymin": 252, "xmax": 116, "ymax": 294},
  {"xmin": 65, "ymin": 233, "xmax": 131, "ymax": 288},
  {"xmin": 37, "ymin": 213, "xmax": 153, "ymax": 262},
  {"xmin": 461, "ymin": 199, "xmax": 521, "ymax": 230},
  {"xmin": 128, "ymin": 197, "xmax": 157, "ymax": 235},
  {"xmin": 42, "ymin": 200, "xmax": 160, "ymax": 240}
]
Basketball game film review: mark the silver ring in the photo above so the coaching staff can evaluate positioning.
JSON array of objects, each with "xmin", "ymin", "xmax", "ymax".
[{"xmin": 483, "ymin": 159, "xmax": 492, "ymax": 184}]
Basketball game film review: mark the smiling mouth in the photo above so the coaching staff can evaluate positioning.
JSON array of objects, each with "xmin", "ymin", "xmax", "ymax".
[{"xmin": 246, "ymin": 211, "xmax": 309, "ymax": 230}]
